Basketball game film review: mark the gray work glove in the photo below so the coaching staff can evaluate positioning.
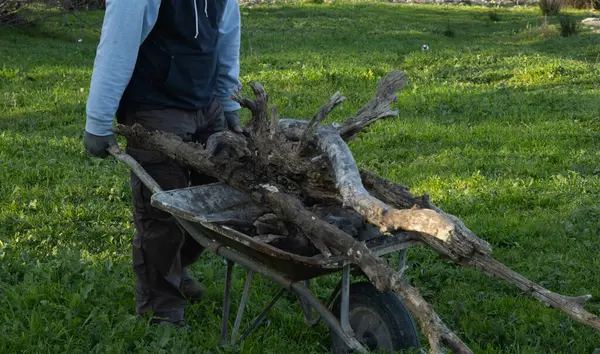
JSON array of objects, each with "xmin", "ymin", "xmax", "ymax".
[
  {"xmin": 83, "ymin": 131, "xmax": 118, "ymax": 158},
  {"xmin": 224, "ymin": 110, "xmax": 244, "ymax": 134}
]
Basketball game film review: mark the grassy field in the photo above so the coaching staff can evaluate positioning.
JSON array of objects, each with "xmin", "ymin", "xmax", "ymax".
[{"xmin": 1, "ymin": 1, "xmax": 600, "ymax": 353}]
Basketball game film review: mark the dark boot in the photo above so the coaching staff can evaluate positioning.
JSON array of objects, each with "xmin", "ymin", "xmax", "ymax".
[{"xmin": 181, "ymin": 269, "xmax": 205, "ymax": 302}]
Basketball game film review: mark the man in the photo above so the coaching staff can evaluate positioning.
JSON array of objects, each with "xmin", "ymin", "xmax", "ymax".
[{"xmin": 82, "ymin": 0, "xmax": 243, "ymax": 326}]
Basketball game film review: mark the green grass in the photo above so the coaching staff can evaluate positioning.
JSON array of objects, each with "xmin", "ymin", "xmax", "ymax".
[{"xmin": 1, "ymin": 2, "xmax": 600, "ymax": 353}]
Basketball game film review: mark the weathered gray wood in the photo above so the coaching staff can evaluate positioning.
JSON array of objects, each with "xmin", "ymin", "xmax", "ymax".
[
  {"xmin": 363, "ymin": 170, "xmax": 600, "ymax": 331},
  {"xmin": 115, "ymin": 70, "xmax": 600, "ymax": 353},
  {"xmin": 269, "ymin": 104, "xmax": 279, "ymax": 140},
  {"xmin": 338, "ymin": 70, "xmax": 407, "ymax": 141},
  {"xmin": 467, "ymin": 253, "xmax": 599, "ymax": 331},
  {"xmin": 278, "ymin": 70, "xmax": 406, "ymax": 142},
  {"xmin": 314, "ymin": 125, "xmax": 457, "ymax": 240},
  {"xmin": 298, "ymin": 91, "xmax": 345, "ymax": 156},
  {"xmin": 255, "ymin": 185, "xmax": 473, "ymax": 354}
]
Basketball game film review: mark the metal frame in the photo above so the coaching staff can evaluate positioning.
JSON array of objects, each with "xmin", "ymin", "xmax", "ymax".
[
  {"xmin": 175, "ymin": 216, "xmax": 413, "ymax": 353},
  {"xmin": 111, "ymin": 149, "xmax": 421, "ymax": 352}
]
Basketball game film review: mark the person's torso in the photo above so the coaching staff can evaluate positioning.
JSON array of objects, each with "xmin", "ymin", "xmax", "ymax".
[{"xmin": 119, "ymin": 0, "xmax": 227, "ymax": 114}]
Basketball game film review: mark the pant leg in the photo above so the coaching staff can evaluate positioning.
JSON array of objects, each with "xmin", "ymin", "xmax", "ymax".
[{"xmin": 124, "ymin": 108, "xmax": 196, "ymax": 322}]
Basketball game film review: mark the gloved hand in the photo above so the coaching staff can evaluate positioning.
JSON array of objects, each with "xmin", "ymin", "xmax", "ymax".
[
  {"xmin": 83, "ymin": 131, "xmax": 118, "ymax": 158},
  {"xmin": 224, "ymin": 110, "xmax": 244, "ymax": 134}
]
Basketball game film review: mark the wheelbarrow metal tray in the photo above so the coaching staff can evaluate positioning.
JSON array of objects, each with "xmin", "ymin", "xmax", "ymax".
[{"xmin": 150, "ymin": 182, "xmax": 421, "ymax": 281}]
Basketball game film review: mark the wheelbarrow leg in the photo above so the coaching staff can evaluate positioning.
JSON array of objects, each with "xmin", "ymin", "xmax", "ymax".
[
  {"xmin": 231, "ymin": 269, "xmax": 254, "ymax": 344},
  {"xmin": 340, "ymin": 264, "xmax": 354, "ymax": 335},
  {"xmin": 220, "ymin": 260, "xmax": 234, "ymax": 347},
  {"xmin": 238, "ymin": 288, "xmax": 286, "ymax": 343},
  {"xmin": 291, "ymin": 280, "xmax": 366, "ymax": 353},
  {"xmin": 298, "ymin": 280, "xmax": 317, "ymax": 325},
  {"xmin": 398, "ymin": 249, "xmax": 408, "ymax": 279},
  {"xmin": 298, "ymin": 279, "xmax": 343, "ymax": 328}
]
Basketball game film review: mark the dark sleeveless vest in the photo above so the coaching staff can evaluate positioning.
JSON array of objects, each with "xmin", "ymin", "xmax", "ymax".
[{"xmin": 119, "ymin": 0, "xmax": 226, "ymax": 114}]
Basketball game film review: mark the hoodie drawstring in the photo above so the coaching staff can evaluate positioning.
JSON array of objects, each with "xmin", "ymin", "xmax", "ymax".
[
  {"xmin": 193, "ymin": 0, "xmax": 199, "ymax": 38},
  {"xmin": 193, "ymin": 0, "xmax": 208, "ymax": 38}
]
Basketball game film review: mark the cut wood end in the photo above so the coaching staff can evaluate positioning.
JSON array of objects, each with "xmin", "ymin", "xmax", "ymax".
[
  {"xmin": 435, "ymin": 223, "xmax": 455, "ymax": 242},
  {"xmin": 418, "ymin": 209, "xmax": 458, "ymax": 242}
]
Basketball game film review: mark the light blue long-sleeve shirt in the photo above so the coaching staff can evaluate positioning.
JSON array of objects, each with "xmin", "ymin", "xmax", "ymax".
[{"xmin": 85, "ymin": 0, "xmax": 242, "ymax": 137}]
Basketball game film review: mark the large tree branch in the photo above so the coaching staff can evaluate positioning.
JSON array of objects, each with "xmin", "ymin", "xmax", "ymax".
[
  {"xmin": 114, "ymin": 124, "xmax": 254, "ymax": 190},
  {"xmin": 292, "ymin": 76, "xmax": 600, "ymax": 334},
  {"xmin": 310, "ymin": 123, "xmax": 492, "ymax": 259},
  {"xmin": 114, "ymin": 69, "xmax": 600, "ymax": 354},
  {"xmin": 278, "ymin": 70, "xmax": 407, "ymax": 143},
  {"xmin": 363, "ymin": 171, "xmax": 600, "ymax": 331},
  {"xmin": 255, "ymin": 186, "xmax": 472, "ymax": 354}
]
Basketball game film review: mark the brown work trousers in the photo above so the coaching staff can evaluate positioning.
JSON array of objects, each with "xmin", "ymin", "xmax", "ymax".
[{"xmin": 122, "ymin": 98, "xmax": 227, "ymax": 322}]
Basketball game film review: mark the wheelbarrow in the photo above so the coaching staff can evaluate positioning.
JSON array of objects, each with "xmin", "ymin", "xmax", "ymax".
[{"xmin": 108, "ymin": 146, "xmax": 423, "ymax": 353}]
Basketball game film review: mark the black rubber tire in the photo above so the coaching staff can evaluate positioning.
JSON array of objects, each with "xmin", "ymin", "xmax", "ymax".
[{"xmin": 330, "ymin": 282, "xmax": 421, "ymax": 354}]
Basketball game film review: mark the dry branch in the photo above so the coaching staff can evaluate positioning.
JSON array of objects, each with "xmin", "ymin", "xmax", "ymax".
[
  {"xmin": 469, "ymin": 254, "xmax": 600, "ymax": 331},
  {"xmin": 338, "ymin": 70, "xmax": 407, "ymax": 141},
  {"xmin": 114, "ymin": 69, "xmax": 600, "ymax": 353},
  {"xmin": 314, "ymin": 124, "xmax": 457, "ymax": 240},
  {"xmin": 269, "ymin": 104, "xmax": 279, "ymax": 140},
  {"xmin": 363, "ymin": 168, "xmax": 600, "ymax": 332},
  {"xmin": 298, "ymin": 91, "xmax": 345, "ymax": 155},
  {"xmin": 255, "ymin": 186, "xmax": 472, "ymax": 353},
  {"xmin": 114, "ymin": 73, "xmax": 471, "ymax": 353}
]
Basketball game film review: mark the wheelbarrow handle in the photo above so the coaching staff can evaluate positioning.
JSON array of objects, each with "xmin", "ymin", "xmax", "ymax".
[{"xmin": 107, "ymin": 145, "xmax": 163, "ymax": 194}]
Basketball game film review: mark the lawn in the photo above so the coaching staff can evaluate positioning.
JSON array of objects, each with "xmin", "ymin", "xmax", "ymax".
[{"xmin": 1, "ymin": 1, "xmax": 599, "ymax": 353}]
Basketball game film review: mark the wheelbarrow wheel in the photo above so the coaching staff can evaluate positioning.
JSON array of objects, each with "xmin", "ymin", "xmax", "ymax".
[{"xmin": 330, "ymin": 281, "xmax": 421, "ymax": 354}]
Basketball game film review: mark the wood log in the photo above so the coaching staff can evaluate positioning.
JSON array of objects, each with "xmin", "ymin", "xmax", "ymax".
[
  {"xmin": 255, "ymin": 185, "xmax": 472, "ymax": 354},
  {"xmin": 114, "ymin": 85, "xmax": 470, "ymax": 353},
  {"xmin": 360, "ymin": 171, "xmax": 600, "ymax": 331},
  {"xmin": 114, "ymin": 69, "xmax": 600, "ymax": 353}
]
